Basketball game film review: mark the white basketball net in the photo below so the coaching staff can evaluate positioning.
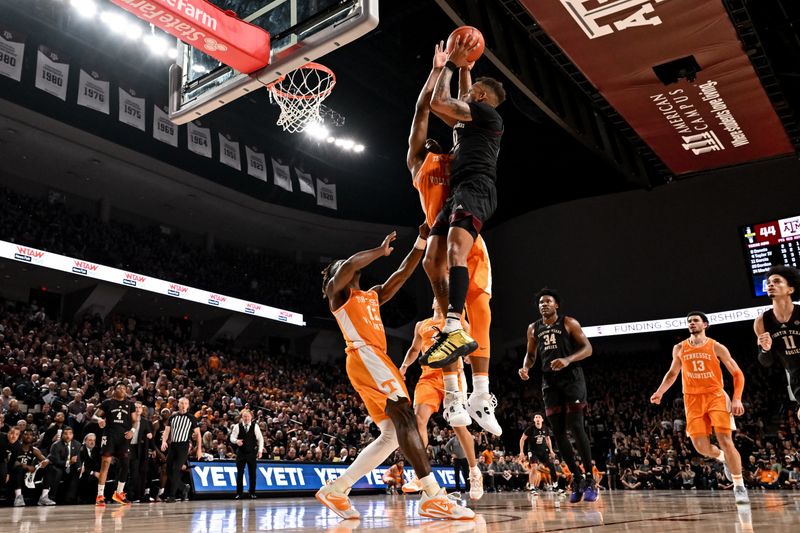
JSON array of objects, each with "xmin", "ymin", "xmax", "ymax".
[{"xmin": 267, "ymin": 63, "xmax": 336, "ymax": 133}]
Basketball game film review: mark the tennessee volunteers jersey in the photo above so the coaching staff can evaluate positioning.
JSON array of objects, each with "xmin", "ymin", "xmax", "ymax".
[
  {"xmin": 413, "ymin": 152, "xmax": 450, "ymax": 228},
  {"xmin": 467, "ymin": 236, "xmax": 492, "ymax": 296},
  {"xmin": 679, "ymin": 338, "xmax": 724, "ymax": 395},
  {"xmin": 333, "ymin": 289, "xmax": 386, "ymax": 354}
]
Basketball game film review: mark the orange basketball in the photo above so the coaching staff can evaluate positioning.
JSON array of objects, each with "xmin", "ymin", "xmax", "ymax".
[{"xmin": 446, "ymin": 26, "xmax": 485, "ymax": 63}]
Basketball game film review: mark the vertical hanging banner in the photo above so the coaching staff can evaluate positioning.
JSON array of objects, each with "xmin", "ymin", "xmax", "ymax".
[
  {"xmin": 153, "ymin": 105, "xmax": 178, "ymax": 147},
  {"xmin": 187, "ymin": 121, "xmax": 212, "ymax": 158},
  {"xmin": 35, "ymin": 45, "xmax": 69, "ymax": 101},
  {"xmin": 316, "ymin": 179, "xmax": 337, "ymax": 210},
  {"xmin": 118, "ymin": 87, "xmax": 146, "ymax": 131},
  {"xmin": 271, "ymin": 158, "xmax": 293, "ymax": 192},
  {"xmin": 245, "ymin": 146, "xmax": 267, "ymax": 181},
  {"xmin": 218, "ymin": 133, "xmax": 241, "ymax": 170},
  {"xmin": 296, "ymin": 169, "xmax": 315, "ymax": 196},
  {"xmin": 77, "ymin": 69, "xmax": 110, "ymax": 114},
  {"xmin": 0, "ymin": 29, "xmax": 25, "ymax": 82},
  {"xmin": 520, "ymin": 0, "xmax": 794, "ymax": 174}
]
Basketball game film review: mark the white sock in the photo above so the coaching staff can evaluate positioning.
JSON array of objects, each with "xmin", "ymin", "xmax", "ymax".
[
  {"xmin": 15, "ymin": 489, "xmax": 22, "ymax": 496},
  {"xmin": 158, "ymin": 488, "xmax": 164, "ymax": 496},
  {"xmin": 732, "ymin": 474, "xmax": 744, "ymax": 488},
  {"xmin": 117, "ymin": 481, "xmax": 125, "ymax": 493},
  {"xmin": 420, "ymin": 473, "xmax": 440, "ymax": 497},
  {"xmin": 97, "ymin": 485, "xmax": 105, "ymax": 497},
  {"xmin": 333, "ymin": 419, "xmax": 398, "ymax": 492},
  {"xmin": 41, "ymin": 488, "xmax": 49, "ymax": 498},
  {"xmin": 472, "ymin": 374, "xmax": 489, "ymax": 395},
  {"xmin": 716, "ymin": 450, "xmax": 726, "ymax": 463},
  {"xmin": 470, "ymin": 465, "xmax": 481, "ymax": 475},
  {"xmin": 443, "ymin": 313, "xmax": 461, "ymax": 333},
  {"xmin": 443, "ymin": 373, "xmax": 459, "ymax": 394}
]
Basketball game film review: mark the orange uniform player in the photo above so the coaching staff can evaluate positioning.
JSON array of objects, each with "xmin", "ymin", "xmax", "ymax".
[{"xmin": 651, "ymin": 311, "xmax": 749, "ymax": 504}]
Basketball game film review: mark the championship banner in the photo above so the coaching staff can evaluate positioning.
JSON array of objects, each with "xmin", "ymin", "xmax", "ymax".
[
  {"xmin": 109, "ymin": 0, "xmax": 270, "ymax": 74},
  {"xmin": 218, "ymin": 133, "xmax": 241, "ymax": 170},
  {"xmin": 296, "ymin": 169, "xmax": 315, "ymax": 196},
  {"xmin": 77, "ymin": 69, "xmax": 110, "ymax": 114},
  {"xmin": 35, "ymin": 45, "xmax": 69, "ymax": 101},
  {"xmin": 521, "ymin": 0, "xmax": 793, "ymax": 174},
  {"xmin": 189, "ymin": 461, "xmax": 464, "ymax": 494},
  {"xmin": 316, "ymin": 179, "xmax": 337, "ymax": 210},
  {"xmin": 153, "ymin": 105, "xmax": 178, "ymax": 146},
  {"xmin": 187, "ymin": 121, "xmax": 212, "ymax": 157},
  {"xmin": 245, "ymin": 146, "xmax": 267, "ymax": 181},
  {"xmin": 118, "ymin": 87, "xmax": 146, "ymax": 131},
  {"xmin": 0, "ymin": 239, "xmax": 306, "ymax": 326},
  {"xmin": 0, "ymin": 29, "xmax": 25, "ymax": 82},
  {"xmin": 271, "ymin": 158, "xmax": 293, "ymax": 192}
]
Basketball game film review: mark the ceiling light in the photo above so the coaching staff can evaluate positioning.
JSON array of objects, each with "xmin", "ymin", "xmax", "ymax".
[
  {"xmin": 305, "ymin": 122, "xmax": 329, "ymax": 140},
  {"xmin": 191, "ymin": 64, "xmax": 208, "ymax": 74},
  {"xmin": 353, "ymin": 144, "xmax": 365, "ymax": 153},
  {"xmin": 326, "ymin": 136, "xmax": 335, "ymax": 143},
  {"xmin": 125, "ymin": 23, "xmax": 143, "ymax": 40},
  {"xmin": 100, "ymin": 11, "xmax": 127, "ymax": 33},
  {"xmin": 340, "ymin": 139, "xmax": 355, "ymax": 151},
  {"xmin": 167, "ymin": 48, "xmax": 179, "ymax": 60},
  {"xmin": 70, "ymin": 0, "xmax": 97, "ymax": 18},
  {"xmin": 143, "ymin": 35, "xmax": 168, "ymax": 55}
]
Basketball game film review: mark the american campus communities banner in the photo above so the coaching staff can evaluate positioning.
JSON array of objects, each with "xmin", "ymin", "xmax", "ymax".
[
  {"xmin": 521, "ymin": 0, "xmax": 793, "ymax": 174},
  {"xmin": 0, "ymin": 240, "xmax": 305, "ymax": 326},
  {"xmin": 0, "ymin": 29, "xmax": 25, "ymax": 82},
  {"xmin": 35, "ymin": 45, "xmax": 69, "ymax": 101},
  {"xmin": 189, "ymin": 461, "xmax": 464, "ymax": 494},
  {"xmin": 77, "ymin": 69, "xmax": 110, "ymax": 115}
]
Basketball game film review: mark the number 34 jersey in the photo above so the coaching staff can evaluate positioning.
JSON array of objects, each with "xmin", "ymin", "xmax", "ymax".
[
  {"xmin": 679, "ymin": 338, "xmax": 724, "ymax": 395},
  {"xmin": 533, "ymin": 315, "xmax": 576, "ymax": 375}
]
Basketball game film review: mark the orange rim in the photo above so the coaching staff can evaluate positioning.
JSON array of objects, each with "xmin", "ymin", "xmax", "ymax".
[{"xmin": 267, "ymin": 62, "xmax": 336, "ymax": 101}]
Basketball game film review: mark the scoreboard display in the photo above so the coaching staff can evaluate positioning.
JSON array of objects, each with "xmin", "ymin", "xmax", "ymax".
[{"xmin": 741, "ymin": 215, "xmax": 800, "ymax": 297}]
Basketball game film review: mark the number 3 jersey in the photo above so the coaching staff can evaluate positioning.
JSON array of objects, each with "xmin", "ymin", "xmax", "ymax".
[
  {"xmin": 679, "ymin": 339, "xmax": 724, "ymax": 395},
  {"xmin": 533, "ymin": 315, "xmax": 576, "ymax": 375}
]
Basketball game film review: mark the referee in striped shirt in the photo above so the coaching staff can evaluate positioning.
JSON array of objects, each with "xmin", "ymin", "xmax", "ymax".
[{"xmin": 160, "ymin": 397, "xmax": 202, "ymax": 502}]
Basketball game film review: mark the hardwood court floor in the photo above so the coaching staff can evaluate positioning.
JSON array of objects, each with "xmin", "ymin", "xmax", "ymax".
[{"xmin": 3, "ymin": 490, "xmax": 800, "ymax": 532}]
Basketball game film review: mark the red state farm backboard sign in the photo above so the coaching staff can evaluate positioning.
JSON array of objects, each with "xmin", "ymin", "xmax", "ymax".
[{"xmin": 521, "ymin": 0, "xmax": 793, "ymax": 174}]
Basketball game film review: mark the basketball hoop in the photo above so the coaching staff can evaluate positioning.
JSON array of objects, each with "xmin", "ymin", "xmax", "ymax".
[{"xmin": 267, "ymin": 63, "xmax": 336, "ymax": 133}]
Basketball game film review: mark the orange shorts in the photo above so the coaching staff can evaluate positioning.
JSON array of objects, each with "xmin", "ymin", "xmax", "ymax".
[
  {"xmin": 684, "ymin": 391, "xmax": 736, "ymax": 438},
  {"xmin": 413, "ymin": 363, "xmax": 467, "ymax": 411},
  {"xmin": 465, "ymin": 290, "xmax": 491, "ymax": 359},
  {"xmin": 346, "ymin": 345, "xmax": 409, "ymax": 424}
]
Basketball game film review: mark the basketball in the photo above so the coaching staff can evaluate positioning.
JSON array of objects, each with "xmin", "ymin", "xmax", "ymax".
[{"xmin": 446, "ymin": 26, "xmax": 485, "ymax": 63}]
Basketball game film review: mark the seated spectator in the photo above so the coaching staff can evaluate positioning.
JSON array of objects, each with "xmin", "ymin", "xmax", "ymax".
[
  {"xmin": 621, "ymin": 468, "xmax": 641, "ymax": 490},
  {"xmin": 78, "ymin": 433, "xmax": 101, "ymax": 504},
  {"xmin": 41, "ymin": 426, "xmax": 81, "ymax": 505}
]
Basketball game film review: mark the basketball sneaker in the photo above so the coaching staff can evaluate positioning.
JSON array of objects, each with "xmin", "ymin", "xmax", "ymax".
[
  {"xmin": 734, "ymin": 486, "xmax": 750, "ymax": 505},
  {"xmin": 112, "ymin": 492, "xmax": 131, "ymax": 505},
  {"xmin": 423, "ymin": 329, "xmax": 478, "ymax": 369},
  {"xmin": 467, "ymin": 392, "xmax": 502, "ymax": 436},
  {"xmin": 402, "ymin": 476, "xmax": 423, "ymax": 494},
  {"xmin": 315, "ymin": 480, "xmax": 360, "ymax": 520},
  {"xmin": 468, "ymin": 466, "xmax": 484, "ymax": 500},
  {"xmin": 14, "ymin": 494, "xmax": 25, "ymax": 507},
  {"xmin": 582, "ymin": 478, "xmax": 599, "ymax": 502},
  {"xmin": 95, "ymin": 495, "xmax": 106, "ymax": 507},
  {"xmin": 38, "ymin": 495, "xmax": 56, "ymax": 506},
  {"xmin": 721, "ymin": 459, "xmax": 733, "ymax": 482},
  {"xmin": 443, "ymin": 392, "xmax": 471, "ymax": 427},
  {"xmin": 568, "ymin": 477, "xmax": 585, "ymax": 503},
  {"xmin": 418, "ymin": 487, "xmax": 475, "ymax": 520}
]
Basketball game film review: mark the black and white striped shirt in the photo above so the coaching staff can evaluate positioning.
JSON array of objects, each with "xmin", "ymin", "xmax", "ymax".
[{"xmin": 167, "ymin": 412, "xmax": 197, "ymax": 444}]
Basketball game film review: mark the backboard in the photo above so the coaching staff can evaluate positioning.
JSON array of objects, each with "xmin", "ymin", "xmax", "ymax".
[{"xmin": 168, "ymin": 0, "xmax": 378, "ymax": 124}]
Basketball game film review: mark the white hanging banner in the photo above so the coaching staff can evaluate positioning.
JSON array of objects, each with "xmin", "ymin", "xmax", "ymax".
[
  {"xmin": 296, "ymin": 169, "xmax": 315, "ymax": 195},
  {"xmin": 35, "ymin": 45, "xmax": 69, "ymax": 101},
  {"xmin": 152, "ymin": 105, "xmax": 178, "ymax": 147},
  {"xmin": 187, "ymin": 121, "xmax": 212, "ymax": 158},
  {"xmin": 118, "ymin": 87, "xmax": 145, "ymax": 131},
  {"xmin": 218, "ymin": 133, "xmax": 241, "ymax": 170},
  {"xmin": 77, "ymin": 69, "xmax": 110, "ymax": 114},
  {"xmin": 0, "ymin": 29, "xmax": 25, "ymax": 82},
  {"xmin": 316, "ymin": 180, "xmax": 337, "ymax": 210},
  {"xmin": 272, "ymin": 158, "xmax": 293, "ymax": 192},
  {"xmin": 245, "ymin": 146, "xmax": 267, "ymax": 181}
]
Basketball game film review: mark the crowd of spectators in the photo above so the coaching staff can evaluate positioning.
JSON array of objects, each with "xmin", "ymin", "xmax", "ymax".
[
  {"xmin": 0, "ymin": 186, "xmax": 416, "ymax": 326},
  {"xmin": 2, "ymin": 299, "xmax": 800, "ymax": 507}
]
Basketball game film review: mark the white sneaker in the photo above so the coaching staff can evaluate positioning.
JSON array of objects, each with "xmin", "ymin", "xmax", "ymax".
[
  {"xmin": 402, "ymin": 476, "xmax": 423, "ymax": 494},
  {"xmin": 38, "ymin": 495, "xmax": 56, "ymax": 506},
  {"xmin": 444, "ymin": 392, "xmax": 471, "ymax": 427},
  {"xmin": 418, "ymin": 487, "xmax": 475, "ymax": 520},
  {"xmin": 467, "ymin": 393, "xmax": 502, "ymax": 435},
  {"xmin": 14, "ymin": 494, "xmax": 25, "ymax": 507},
  {"xmin": 468, "ymin": 466, "xmax": 484, "ymax": 500},
  {"xmin": 315, "ymin": 481, "xmax": 360, "ymax": 520},
  {"xmin": 734, "ymin": 486, "xmax": 750, "ymax": 504}
]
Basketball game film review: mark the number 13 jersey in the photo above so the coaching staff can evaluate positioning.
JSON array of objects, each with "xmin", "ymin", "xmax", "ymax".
[{"xmin": 679, "ymin": 339, "xmax": 724, "ymax": 395}]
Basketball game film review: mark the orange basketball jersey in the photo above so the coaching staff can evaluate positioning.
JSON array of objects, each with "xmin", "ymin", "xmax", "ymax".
[
  {"xmin": 679, "ymin": 338, "xmax": 724, "ymax": 395},
  {"xmin": 333, "ymin": 289, "xmax": 386, "ymax": 354},
  {"xmin": 413, "ymin": 152, "xmax": 450, "ymax": 228}
]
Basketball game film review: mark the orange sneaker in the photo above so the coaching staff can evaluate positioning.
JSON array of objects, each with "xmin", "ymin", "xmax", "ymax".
[
  {"xmin": 315, "ymin": 481, "xmax": 360, "ymax": 520},
  {"xmin": 418, "ymin": 488, "xmax": 475, "ymax": 520},
  {"xmin": 112, "ymin": 492, "xmax": 131, "ymax": 505},
  {"xmin": 96, "ymin": 495, "xmax": 106, "ymax": 507},
  {"xmin": 402, "ymin": 476, "xmax": 423, "ymax": 493}
]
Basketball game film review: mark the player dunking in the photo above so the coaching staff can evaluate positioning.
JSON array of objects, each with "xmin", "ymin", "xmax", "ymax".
[
  {"xmin": 93, "ymin": 381, "xmax": 137, "ymax": 506},
  {"xmin": 409, "ymin": 40, "xmax": 501, "ymax": 435},
  {"xmin": 398, "ymin": 300, "xmax": 484, "ymax": 500},
  {"xmin": 316, "ymin": 228, "xmax": 474, "ymax": 521},
  {"xmin": 651, "ymin": 311, "xmax": 749, "ymax": 504},
  {"xmin": 422, "ymin": 36, "xmax": 504, "ymax": 381},
  {"xmin": 518, "ymin": 289, "xmax": 598, "ymax": 503},
  {"xmin": 755, "ymin": 265, "xmax": 800, "ymax": 420}
]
